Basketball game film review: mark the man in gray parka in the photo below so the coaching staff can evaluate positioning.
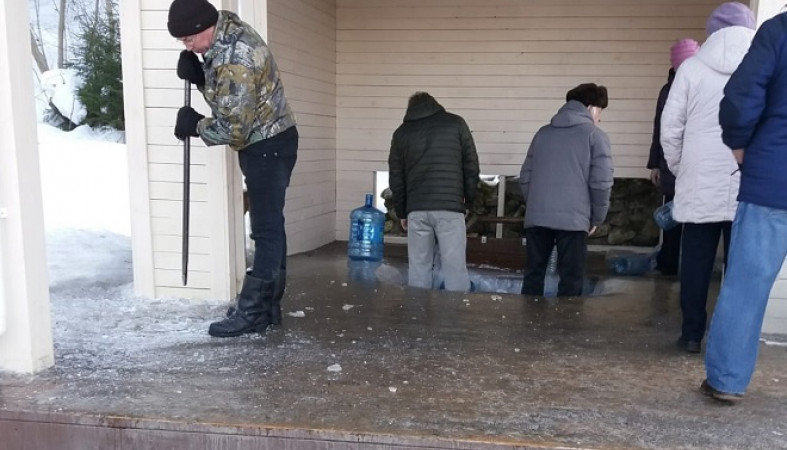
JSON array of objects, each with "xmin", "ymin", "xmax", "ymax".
[{"xmin": 519, "ymin": 83, "xmax": 614, "ymax": 296}]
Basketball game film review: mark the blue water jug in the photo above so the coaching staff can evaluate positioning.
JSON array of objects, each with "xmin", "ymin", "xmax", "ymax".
[
  {"xmin": 653, "ymin": 201, "xmax": 679, "ymax": 230},
  {"xmin": 348, "ymin": 193, "xmax": 385, "ymax": 262},
  {"xmin": 606, "ymin": 252, "xmax": 655, "ymax": 276}
]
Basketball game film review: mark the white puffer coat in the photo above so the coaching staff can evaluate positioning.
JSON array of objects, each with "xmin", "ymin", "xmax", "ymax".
[{"xmin": 660, "ymin": 26, "xmax": 754, "ymax": 223}]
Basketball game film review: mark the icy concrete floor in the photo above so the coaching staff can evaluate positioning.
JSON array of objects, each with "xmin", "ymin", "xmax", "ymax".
[{"xmin": 2, "ymin": 242, "xmax": 787, "ymax": 449}]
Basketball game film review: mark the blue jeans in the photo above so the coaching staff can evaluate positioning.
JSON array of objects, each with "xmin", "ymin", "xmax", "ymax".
[
  {"xmin": 238, "ymin": 127, "xmax": 298, "ymax": 281},
  {"xmin": 705, "ymin": 202, "xmax": 787, "ymax": 394}
]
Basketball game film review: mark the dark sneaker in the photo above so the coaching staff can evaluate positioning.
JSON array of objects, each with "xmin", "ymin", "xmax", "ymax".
[
  {"xmin": 700, "ymin": 379, "xmax": 743, "ymax": 404},
  {"xmin": 677, "ymin": 337, "xmax": 701, "ymax": 353}
]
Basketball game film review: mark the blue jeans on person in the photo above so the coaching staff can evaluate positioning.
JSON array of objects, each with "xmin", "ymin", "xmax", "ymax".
[
  {"xmin": 705, "ymin": 202, "xmax": 787, "ymax": 394},
  {"xmin": 238, "ymin": 126, "xmax": 298, "ymax": 282}
]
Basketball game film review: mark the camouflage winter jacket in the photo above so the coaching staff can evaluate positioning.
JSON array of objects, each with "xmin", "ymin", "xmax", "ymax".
[{"xmin": 197, "ymin": 11, "xmax": 296, "ymax": 151}]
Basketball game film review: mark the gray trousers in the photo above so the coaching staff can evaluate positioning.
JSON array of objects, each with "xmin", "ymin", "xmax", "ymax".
[{"xmin": 407, "ymin": 211, "xmax": 470, "ymax": 292}]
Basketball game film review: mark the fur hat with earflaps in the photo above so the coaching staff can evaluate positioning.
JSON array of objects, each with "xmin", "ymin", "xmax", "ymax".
[{"xmin": 566, "ymin": 83, "xmax": 608, "ymax": 109}]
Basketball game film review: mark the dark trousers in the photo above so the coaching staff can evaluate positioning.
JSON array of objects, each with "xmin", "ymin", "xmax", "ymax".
[
  {"xmin": 655, "ymin": 194, "xmax": 682, "ymax": 275},
  {"xmin": 238, "ymin": 126, "xmax": 298, "ymax": 281},
  {"xmin": 679, "ymin": 221, "xmax": 731, "ymax": 342},
  {"xmin": 521, "ymin": 227, "xmax": 587, "ymax": 297}
]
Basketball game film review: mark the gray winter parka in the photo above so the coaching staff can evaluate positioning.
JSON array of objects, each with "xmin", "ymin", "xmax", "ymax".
[{"xmin": 519, "ymin": 100, "xmax": 614, "ymax": 231}]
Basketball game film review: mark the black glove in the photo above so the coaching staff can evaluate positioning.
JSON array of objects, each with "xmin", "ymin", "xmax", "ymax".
[
  {"xmin": 174, "ymin": 106, "xmax": 204, "ymax": 140},
  {"xmin": 177, "ymin": 50, "xmax": 205, "ymax": 87}
]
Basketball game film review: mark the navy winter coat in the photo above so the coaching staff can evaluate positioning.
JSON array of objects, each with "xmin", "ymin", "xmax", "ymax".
[
  {"xmin": 646, "ymin": 69, "xmax": 677, "ymax": 196},
  {"xmin": 720, "ymin": 12, "xmax": 787, "ymax": 211}
]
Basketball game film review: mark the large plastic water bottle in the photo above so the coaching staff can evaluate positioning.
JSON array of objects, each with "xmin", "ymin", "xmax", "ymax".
[
  {"xmin": 606, "ymin": 251, "xmax": 656, "ymax": 275},
  {"xmin": 653, "ymin": 201, "xmax": 679, "ymax": 230},
  {"xmin": 544, "ymin": 247, "xmax": 559, "ymax": 297},
  {"xmin": 348, "ymin": 193, "xmax": 385, "ymax": 262}
]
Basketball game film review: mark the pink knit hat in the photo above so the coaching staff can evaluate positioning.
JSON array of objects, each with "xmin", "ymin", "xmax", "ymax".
[{"xmin": 670, "ymin": 38, "xmax": 700, "ymax": 69}]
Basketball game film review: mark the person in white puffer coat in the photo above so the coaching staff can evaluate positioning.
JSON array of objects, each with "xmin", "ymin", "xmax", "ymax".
[{"xmin": 660, "ymin": 2, "xmax": 755, "ymax": 354}]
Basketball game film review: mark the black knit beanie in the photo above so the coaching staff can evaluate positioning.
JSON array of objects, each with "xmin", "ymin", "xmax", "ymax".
[{"xmin": 167, "ymin": 0, "xmax": 219, "ymax": 38}]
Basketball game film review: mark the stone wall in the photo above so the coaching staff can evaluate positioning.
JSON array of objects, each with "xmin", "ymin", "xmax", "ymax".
[{"xmin": 383, "ymin": 177, "xmax": 662, "ymax": 247}]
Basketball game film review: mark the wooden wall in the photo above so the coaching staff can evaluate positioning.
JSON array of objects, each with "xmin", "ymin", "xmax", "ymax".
[
  {"xmin": 334, "ymin": 0, "xmax": 725, "ymax": 239},
  {"xmin": 767, "ymin": 267, "xmax": 787, "ymax": 334},
  {"xmin": 124, "ymin": 0, "xmax": 336, "ymax": 300},
  {"xmin": 268, "ymin": 0, "xmax": 337, "ymax": 255}
]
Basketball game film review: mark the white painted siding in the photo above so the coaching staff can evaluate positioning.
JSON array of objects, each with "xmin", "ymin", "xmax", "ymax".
[
  {"xmin": 268, "ymin": 0, "xmax": 337, "ymax": 254},
  {"xmin": 126, "ymin": 0, "xmax": 248, "ymax": 300},
  {"xmin": 0, "ymin": 0, "xmax": 54, "ymax": 372},
  {"xmin": 335, "ymin": 0, "xmax": 726, "ymax": 240},
  {"xmin": 124, "ymin": 0, "xmax": 335, "ymax": 300},
  {"xmin": 764, "ymin": 260, "xmax": 787, "ymax": 334}
]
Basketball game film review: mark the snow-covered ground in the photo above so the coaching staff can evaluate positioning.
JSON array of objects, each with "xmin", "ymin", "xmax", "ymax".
[
  {"xmin": 36, "ymin": 119, "xmax": 229, "ymax": 350},
  {"xmin": 27, "ymin": 0, "xmax": 134, "ymax": 300},
  {"xmin": 39, "ymin": 124, "xmax": 127, "ymax": 234},
  {"xmin": 38, "ymin": 121, "xmax": 135, "ymax": 302}
]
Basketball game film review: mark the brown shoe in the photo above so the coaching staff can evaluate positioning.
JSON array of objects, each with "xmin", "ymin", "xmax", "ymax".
[{"xmin": 700, "ymin": 379, "xmax": 743, "ymax": 404}]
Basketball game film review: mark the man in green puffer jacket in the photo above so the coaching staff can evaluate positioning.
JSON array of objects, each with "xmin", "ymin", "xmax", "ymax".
[{"xmin": 388, "ymin": 92, "xmax": 480, "ymax": 292}]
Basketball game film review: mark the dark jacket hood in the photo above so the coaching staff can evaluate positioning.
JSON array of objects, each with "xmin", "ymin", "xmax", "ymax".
[
  {"xmin": 550, "ymin": 100, "xmax": 595, "ymax": 128},
  {"xmin": 404, "ymin": 96, "xmax": 446, "ymax": 121}
]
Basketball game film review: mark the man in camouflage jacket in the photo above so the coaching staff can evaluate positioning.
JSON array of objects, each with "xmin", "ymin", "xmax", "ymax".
[{"xmin": 168, "ymin": 0, "xmax": 298, "ymax": 338}]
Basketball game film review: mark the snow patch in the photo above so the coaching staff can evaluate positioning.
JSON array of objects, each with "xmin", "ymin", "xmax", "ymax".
[
  {"xmin": 761, "ymin": 339, "xmax": 787, "ymax": 347},
  {"xmin": 38, "ymin": 123, "xmax": 129, "ymax": 235},
  {"xmin": 40, "ymin": 69, "xmax": 87, "ymax": 125}
]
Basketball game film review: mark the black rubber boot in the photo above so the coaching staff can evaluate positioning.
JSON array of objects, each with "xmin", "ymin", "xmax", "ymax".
[
  {"xmin": 225, "ymin": 271, "xmax": 251, "ymax": 318},
  {"xmin": 227, "ymin": 270, "xmax": 285, "ymax": 326},
  {"xmin": 209, "ymin": 274, "xmax": 273, "ymax": 338}
]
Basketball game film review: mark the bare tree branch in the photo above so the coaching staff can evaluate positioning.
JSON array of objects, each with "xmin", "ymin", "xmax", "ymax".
[
  {"xmin": 57, "ymin": 0, "xmax": 67, "ymax": 67},
  {"xmin": 31, "ymin": 30, "xmax": 50, "ymax": 73},
  {"xmin": 30, "ymin": 0, "xmax": 50, "ymax": 73}
]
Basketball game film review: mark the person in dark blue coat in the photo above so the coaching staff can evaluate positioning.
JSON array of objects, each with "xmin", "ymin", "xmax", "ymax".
[
  {"xmin": 702, "ymin": 11, "xmax": 787, "ymax": 403},
  {"xmin": 647, "ymin": 38, "xmax": 699, "ymax": 276}
]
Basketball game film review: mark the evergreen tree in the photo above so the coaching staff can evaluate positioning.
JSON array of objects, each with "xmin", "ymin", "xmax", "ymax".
[{"xmin": 71, "ymin": 1, "xmax": 124, "ymax": 130}]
